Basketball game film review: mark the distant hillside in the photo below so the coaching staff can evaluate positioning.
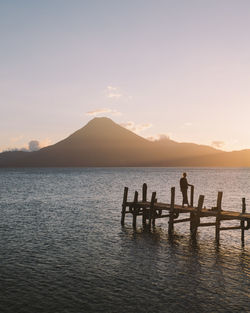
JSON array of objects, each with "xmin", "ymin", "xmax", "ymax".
[{"xmin": 0, "ymin": 117, "xmax": 249, "ymax": 167}]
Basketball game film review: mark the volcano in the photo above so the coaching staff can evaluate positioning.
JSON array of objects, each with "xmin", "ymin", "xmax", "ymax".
[{"xmin": 0, "ymin": 117, "xmax": 249, "ymax": 167}]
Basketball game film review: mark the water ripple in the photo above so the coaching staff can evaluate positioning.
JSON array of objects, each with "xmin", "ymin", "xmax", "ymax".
[{"xmin": 0, "ymin": 168, "xmax": 249, "ymax": 313}]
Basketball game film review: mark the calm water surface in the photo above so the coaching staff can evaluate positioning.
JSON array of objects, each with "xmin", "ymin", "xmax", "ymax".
[{"xmin": 0, "ymin": 168, "xmax": 249, "ymax": 313}]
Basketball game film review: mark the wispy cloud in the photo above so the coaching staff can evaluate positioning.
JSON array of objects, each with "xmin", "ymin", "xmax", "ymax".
[
  {"xmin": 107, "ymin": 86, "xmax": 118, "ymax": 91},
  {"xmin": 86, "ymin": 108, "xmax": 121, "ymax": 116},
  {"xmin": 211, "ymin": 140, "xmax": 225, "ymax": 148},
  {"xmin": 10, "ymin": 135, "xmax": 24, "ymax": 143},
  {"xmin": 106, "ymin": 85, "xmax": 122, "ymax": 99},
  {"xmin": 147, "ymin": 133, "xmax": 171, "ymax": 141},
  {"xmin": 108, "ymin": 93, "xmax": 122, "ymax": 99},
  {"xmin": 3, "ymin": 138, "xmax": 51, "ymax": 153},
  {"xmin": 120, "ymin": 121, "xmax": 152, "ymax": 133}
]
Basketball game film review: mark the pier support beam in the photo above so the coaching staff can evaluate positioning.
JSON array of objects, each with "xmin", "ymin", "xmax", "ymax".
[
  {"xmin": 190, "ymin": 185, "xmax": 194, "ymax": 207},
  {"xmin": 215, "ymin": 191, "xmax": 223, "ymax": 242},
  {"xmin": 191, "ymin": 195, "xmax": 204, "ymax": 237},
  {"xmin": 142, "ymin": 183, "xmax": 147, "ymax": 227},
  {"xmin": 142, "ymin": 183, "xmax": 147, "ymax": 202},
  {"xmin": 142, "ymin": 207, "xmax": 147, "ymax": 227},
  {"xmin": 121, "ymin": 187, "xmax": 128, "ymax": 226},
  {"xmin": 168, "ymin": 187, "xmax": 175, "ymax": 236},
  {"xmin": 152, "ymin": 199, "xmax": 157, "ymax": 226},
  {"xmin": 132, "ymin": 191, "xmax": 139, "ymax": 228},
  {"xmin": 241, "ymin": 198, "xmax": 246, "ymax": 245},
  {"xmin": 189, "ymin": 185, "xmax": 195, "ymax": 231},
  {"xmin": 149, "ymin": 192, "xmax": 156, "ymax": 230},
  {"xmin": 190, "ymin": 212, "xmax": 195, "ymax": 232}
]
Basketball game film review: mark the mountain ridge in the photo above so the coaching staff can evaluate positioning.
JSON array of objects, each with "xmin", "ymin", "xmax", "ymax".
[{"xmin": 0, "ymin": 117, "xmax": 249, "ymax": 167}]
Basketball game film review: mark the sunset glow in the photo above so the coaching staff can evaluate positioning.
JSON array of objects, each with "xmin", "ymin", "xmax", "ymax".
[{"xmin": 1, "ymin": 1, "xmax": 250, "ymax": 152}]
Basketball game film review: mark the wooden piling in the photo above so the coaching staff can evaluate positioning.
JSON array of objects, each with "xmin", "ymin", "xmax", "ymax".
[
  {"xmin": 197, "ymin": 195, "xmax": 204, "ymax": 221},
  {"xmin": 191, "ymin": 195, "xmax": 204, "ymax": 237},
  {"xmin": 142, "ymin": 183, "xmax": 147, "ymax": 202},
  {"xmin": 190, "ymin": 185, "xmax": 194, "ymax": 207},
  {"xmin": 190, "ymin": 212, "xmax": 195, "ymax": 232},
  {"xmin": 241, "ymin": 198, "xmax": 246, "ymax": 244},
  {"xmin": 215, "ymin": 191, "xmax": 223, "ymax": 242},
  {"xmin": 142, "ymin": 207, "xmax": 147, "ymax": 227},
  {"xmin": 149, "ymin": 192, "xmax": 156, "ymax": 230},
  {"xmin": 142, "ymin": 184, "xmax": 147, "ymax": 226},
  {"xmin": 168, "ymin": 187, "xmax": 175, "ymax": 235},
  {"xmin": 189, "ymin": 185, "xmax": 195, "ymax": 231},
  {"xmin": 132, "ymin": 191, "xmax": 139, "ymax": 228},
  {"xmin": 121, "ymin": 187, "xmax": 128, "ymax": 226},
  {"xmin": 152, "ymin": 199, "xmax": 157, "ymax": 226}
]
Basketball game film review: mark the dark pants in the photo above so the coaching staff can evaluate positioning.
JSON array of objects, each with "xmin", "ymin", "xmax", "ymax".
[{"xmin": 181, "ymin": 189, "xmax": 189, "ymax": 205}]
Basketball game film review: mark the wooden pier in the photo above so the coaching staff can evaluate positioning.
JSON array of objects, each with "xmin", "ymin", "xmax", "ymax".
[{"xmin": 121, "ymin": 184, "xmax": 250, "ymax": 244}]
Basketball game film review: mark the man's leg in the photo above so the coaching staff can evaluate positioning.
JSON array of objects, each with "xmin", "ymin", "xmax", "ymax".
[{"xmin": 184, "ymin": 190, "xmax": 189, "ymax": 207}]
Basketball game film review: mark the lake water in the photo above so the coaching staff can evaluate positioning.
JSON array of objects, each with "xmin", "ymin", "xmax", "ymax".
[{"xmin": 0, "ymin": 168, "xmax": 249, "ymax": 313}]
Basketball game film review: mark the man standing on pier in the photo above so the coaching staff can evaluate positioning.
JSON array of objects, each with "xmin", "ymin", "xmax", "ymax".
[{"xmin": 180, "ymin": 172, "xmax": 192, "ymax": 207}]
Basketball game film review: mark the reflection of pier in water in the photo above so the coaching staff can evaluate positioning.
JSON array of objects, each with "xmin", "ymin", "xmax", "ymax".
[{"xmin": 121, "ymin": 183, "xmax": 250, "ymax": 245}]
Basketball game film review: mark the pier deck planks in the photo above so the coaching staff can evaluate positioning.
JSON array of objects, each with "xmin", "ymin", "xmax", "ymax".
[{"xmin": 126, "ymin": 201, "xmax": 250, "ymax": 221}]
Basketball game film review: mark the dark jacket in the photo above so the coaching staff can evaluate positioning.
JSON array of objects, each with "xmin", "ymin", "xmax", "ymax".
[{"xmin": 180, "ymin": 177, "xmax": 188, "ymax": 191}]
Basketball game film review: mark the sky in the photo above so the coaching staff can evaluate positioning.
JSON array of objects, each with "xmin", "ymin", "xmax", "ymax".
[{"xmin": 1, "ymin": 0, "xmax": 250, "ymax": 152}]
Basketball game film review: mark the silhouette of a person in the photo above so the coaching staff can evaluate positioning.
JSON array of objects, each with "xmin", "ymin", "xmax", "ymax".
[{"xmin": 180, "ymin": 172, "xmax": 192, "ymax": 207}]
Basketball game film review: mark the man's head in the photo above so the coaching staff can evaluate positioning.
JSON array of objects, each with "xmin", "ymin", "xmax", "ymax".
[{"xmin": 183, "ymin": 172, "xmax": 187, "ymax": 177}]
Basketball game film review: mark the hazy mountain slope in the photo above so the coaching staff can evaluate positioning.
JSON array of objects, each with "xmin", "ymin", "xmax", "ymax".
[
  {"xmin": 175, "ymin": 149, "xmax": 250, "ymax": 167},
  {"xmin": 36, "ymin": 118, "xmax": 165, "ymax": 166},
  {"xmin": 0, "ymin": 117, "xmax": 249, "ymax": 167}
]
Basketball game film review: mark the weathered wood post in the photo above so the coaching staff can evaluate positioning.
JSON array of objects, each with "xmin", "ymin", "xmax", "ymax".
[
  {"xmin": 241, "ymin": 198, "xmax": 246, "ymax": 245},
  {"xmin": 121, "ymin": 187, "xmax": 128, "ymax": 226},
  {"xmin": 190, "ymin": 185, "xmax": 194, "ymax": 207},
  {"xmin": 168, "ymin": 187, "xmax": 175, "ymax": 235},
  {"xmin": 142, "ymin": 183, "xmax": 147, "ymax": 202},
  {"xmin": 142, "ymin": 184, "xmax": 147, "ymax": 227},
  {"xmin": 142, "ymin": 207, "xmax": 147, "ymax": 227},
  {"xmin": 197, "ymin": 195, "xmax": 204, "ymax": 224},
  {"xmin": 152, "ymin": 198, "xmax": 157, "ymax": 226},
  {"xmin": 190, "ymin": 185, "xmax": 195, "ymax": 232},
  {"xmin": 190, "ymin": 212, "xmax": 195, "ymax": 233},
  {"xmin": 149, "ymin": 192, "xmax": 156, "ymax": 230},
  {"xmin": 192, "ymin": 195, "xmax": 204, "ymax": 237},
  {"xmin": 215, "ymin": 191, "xmax": 223, "ymax": 242},
  {"xmin": 132, "ymin": 191, "xmax": 139, "ymax": 228}
]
